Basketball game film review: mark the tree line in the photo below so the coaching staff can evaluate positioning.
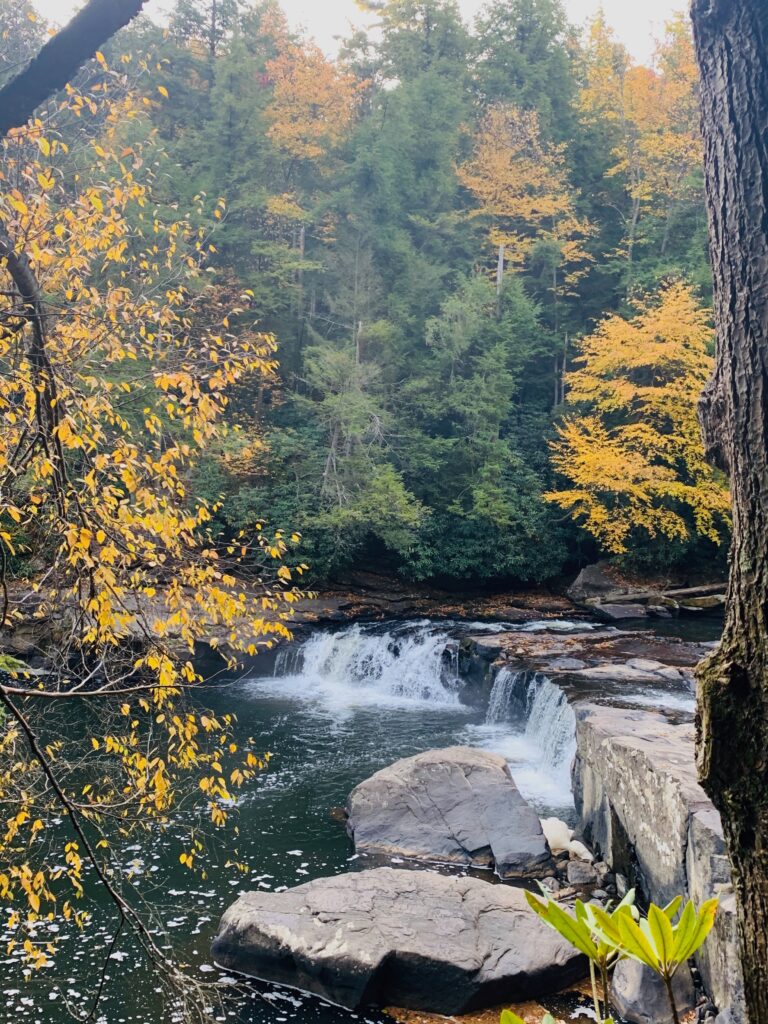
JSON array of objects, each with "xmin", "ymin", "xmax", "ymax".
[{"xmin": 5, "ymin": 0, "xmax": 727, "ymax": 587}]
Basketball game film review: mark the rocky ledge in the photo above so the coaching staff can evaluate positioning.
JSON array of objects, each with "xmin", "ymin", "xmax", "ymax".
[
  {"xmin": 346, "ymin": 746, "xmax": 555, "ymax": 879},
  {"xmin": 211, "ymin": 867, "xmax": 586, "ymax": 1013},
  {"xmin": 460, "ymin": 625, "xmax": 707, "ymax": 707},
  {"xmin": 568, "ymin": 561, "xmax": 726, "ymax": 620},
  {"xmin": 573, "ymin": 704, "xmax": 744, "ymax": 1018}
]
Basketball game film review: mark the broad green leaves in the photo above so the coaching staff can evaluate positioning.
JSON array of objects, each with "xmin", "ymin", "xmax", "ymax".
[
  {"xmin": 588, "ymin": 896, "xmax": 719, "ymax": 977},
  {"xmin": 519, "ymin": 888, "xmax": 718, "ymax": 1024}
]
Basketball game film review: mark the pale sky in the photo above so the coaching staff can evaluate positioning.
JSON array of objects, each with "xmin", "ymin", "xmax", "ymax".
[{"xmin": 33, "ymin": 0, "xmax": 685, "ymax": 63}]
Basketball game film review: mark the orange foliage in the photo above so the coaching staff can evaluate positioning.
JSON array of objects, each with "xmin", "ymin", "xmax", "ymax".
[
  {"xmin": 266, "ymin": 43, "xmax": 359, "ymax": 162},
  {"xmin": 578, "ymin": 13, "xmax": 702, "ymax": 229}
]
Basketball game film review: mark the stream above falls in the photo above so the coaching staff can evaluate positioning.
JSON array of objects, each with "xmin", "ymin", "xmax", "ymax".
[{"xmin": 0, "ymin": 615, "xmax": 721, "ymax": 1024}]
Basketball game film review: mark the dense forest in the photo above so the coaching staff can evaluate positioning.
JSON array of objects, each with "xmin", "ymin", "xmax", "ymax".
[{"xmin": 0, "ymin": 0, "xmax": 730, "ymax": 591}]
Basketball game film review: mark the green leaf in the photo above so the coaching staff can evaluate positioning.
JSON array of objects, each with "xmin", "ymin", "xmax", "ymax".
[
  {"xmin": 648, "ymin": 904, "xmax": 675, "ymax": 966},
  {"xmin": 680, "ymin": 898, "xmax": 719, "ymax": 961},
  {"xmin": 525, "ymin": 891, "xmax": 599, "ymax": 960},
  {"xmin": 616, "ymin": 912, "xmax": 661, "ymax": 970},
  {"xmin": 662, "ymin": 895, "xmax": 683, "ymax": 920},
  {"xmin": 500, "ymin": 1010, "xmax": 526, "ymax": 1024},
  {"xmin": 671, "ymin": 900, "xmax": 698, "ymax": 963}
]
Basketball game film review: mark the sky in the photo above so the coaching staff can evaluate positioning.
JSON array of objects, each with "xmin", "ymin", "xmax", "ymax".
[{"xmin": 33, "ymin": 0, "xmax": 685, "ymax": 63}]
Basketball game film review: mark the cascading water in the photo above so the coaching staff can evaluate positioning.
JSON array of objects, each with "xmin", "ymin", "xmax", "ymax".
[
  {"xmin": 267, "ymin": 621, "xmax": 462, "ymax": 707},
  {"xmin": 249, "ymin": 619, "xmax": 578, "ymax": 814},
  {"xmin": 470, "ymin": 666, "xmax": 577, "ymax": 814}
]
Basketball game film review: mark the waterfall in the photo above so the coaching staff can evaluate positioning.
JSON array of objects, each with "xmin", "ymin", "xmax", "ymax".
[
  {"xmin": 480, "ymin": 667, "xmax": 577, "ymax": 810},
  {"xmin": 268, "ymin": 621, "xmax": 461, "ymax": 706},
  {"xmin": 523, "ymin": 676, "xmax": 577, "ymax": 781}
]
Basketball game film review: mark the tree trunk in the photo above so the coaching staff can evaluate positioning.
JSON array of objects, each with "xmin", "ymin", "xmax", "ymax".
[{"xmin": 691, "ymin": 2, "xmax": 768, "ymax": 1021}]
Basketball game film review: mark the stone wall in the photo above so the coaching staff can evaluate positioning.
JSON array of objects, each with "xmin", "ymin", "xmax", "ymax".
[{"xmin": 573, "ymin": 705, "xmax": 744, "ymax": 1017}]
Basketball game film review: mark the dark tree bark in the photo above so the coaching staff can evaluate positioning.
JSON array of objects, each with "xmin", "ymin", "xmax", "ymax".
[
  {"xmin": 691, "ymin": 1, "xmax": 768, "ymax": 1021},
  {"xmin": 0, "ymin": 0, "xmax": 147, "ymax": 138}
]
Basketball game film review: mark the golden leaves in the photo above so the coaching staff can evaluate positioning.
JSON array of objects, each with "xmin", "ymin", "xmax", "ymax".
[
  {"xmin": 546, "ymin": 282, "xmax": 730, "ymax": 552},
  {"xmin": 459, "ymin": 104, "xmax": 593, "ymax": 286},
  {"xmin": 265, "ymin": 44, "xmax": 359, "ymax": 162},
  {"xmin": 0, "ymin": 74, "xmax": 302, "ymax": 966},
  {"xmin": 577, "ymin": 13, "xmax": 702, "ymax": 223}
]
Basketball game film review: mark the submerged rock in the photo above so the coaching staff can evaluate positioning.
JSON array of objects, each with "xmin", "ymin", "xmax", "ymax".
[
  {"xmin": 346, "ymin": 746, "xmax": 554, "ymax": 879},
  {"xmin": 211, "ymin": 868, "xmax": 586, "ymax": 1012},
  {"xmin": 611, "ymin": 959, "xmax": 696, "ymax": 1024}
]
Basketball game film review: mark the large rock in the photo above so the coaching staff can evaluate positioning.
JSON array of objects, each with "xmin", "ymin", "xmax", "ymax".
[
  {"xmin": 568, "ymin": 563, "xmax": 627, "ymax": 603},
  {"xmin": 611, "ymin": 959, "xmax": 696, "ymax": 1024},
  {"xmin": 346, "ymin": 747, "xmax": 554, "ymax": 879},
  {"xmin": 211, "ymin": 868, "xmax": 586, "ymax": 1012},
  {"xmin": 573, "ymin": 705, "xmax": 744, "ymax": 1017}
]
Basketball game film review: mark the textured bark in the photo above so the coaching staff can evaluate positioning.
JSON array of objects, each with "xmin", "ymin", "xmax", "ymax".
[
  {"xmin": 0, "ymin": 0, "xmax": 147, "ymax": 139},
  {"xmin": 691, "ymin": 1, "xmax": 768, "ymax": 1021}
]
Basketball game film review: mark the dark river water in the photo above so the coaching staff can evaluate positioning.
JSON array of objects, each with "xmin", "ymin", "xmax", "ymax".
[{"xmin": 0, "ymin": 616, "xmax": 720, "ymax": 1024}]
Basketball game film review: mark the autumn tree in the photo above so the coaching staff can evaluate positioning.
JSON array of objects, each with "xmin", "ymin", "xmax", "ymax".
[
  {"xmin": 459, "ymin": 103, "xmax": 593, "ymax": 302},
  {"xmin": 265, "ymin": 42, "xmax": 358, "ymax": 164},
  {"xmin": 692, "ymin": 1, "xmax": 768, "ymax": 1019},
  {"xmin": 0, "ymin": 24, "xmax": 300, "ymax": 1019},
  {"xmin": 577, "ymin": 13, "xmax": 703, "ymax": 270},
  {"xmin": 546, "ymin": 282, "xmax": 729, "ymax": 557}
]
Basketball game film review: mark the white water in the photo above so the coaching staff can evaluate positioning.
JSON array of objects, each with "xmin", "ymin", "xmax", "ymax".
[
  {"xmin": 264, "ymin": 621, "xmax": 462, "ymax": 709},
  {"xmin": 247, "ymin": 622, "xmax": 578, "ymax": 813},
  {"xmin": 466, "ymin": 667, "xmax": 578, "ymax": 812}
]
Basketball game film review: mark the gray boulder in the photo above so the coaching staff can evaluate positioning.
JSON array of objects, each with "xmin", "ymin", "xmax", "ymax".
[
  {"xmin": 211, "ymin": 868, "xmax": 586, "ymax": 1012},
  {"xmin": 567, "ymin": 860, "xmax": 598, "ymax": 887},
  {"xmin": 592, "ymin": 603, "xmax": 648, "ymax": 622},
  {"xmin": 346, "ymin": 746, "xmax": 554, "ymax": 879},
  {"xmin": 573, "ymin": 705, "xmax": 745, "ymax": 1016},
  {"xmin": 611, "ymin": 959, "xmax": 696, "ymax": 1024},
  {"xmin": 568, "ymin": 563, "xmax": 626, "ymax": 603}
]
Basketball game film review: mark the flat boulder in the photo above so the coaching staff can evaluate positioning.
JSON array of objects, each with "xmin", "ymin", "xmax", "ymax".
[
  {"xmin": 346, "ymin": 746, "xmax": 554, "ymax": 879},
  {"xmin": 591, "ymin": 603, "xmax": 648, "ymax": 622},
  {"xmin": 211, "ymin": 868, "xmax": 586, "ymax": 1012}
]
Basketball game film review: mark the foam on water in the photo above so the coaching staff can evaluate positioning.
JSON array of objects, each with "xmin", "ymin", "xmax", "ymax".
[
  {"xmin": 619, "ymin": 689, "xmax": 696, "ymax": 713},
  {"xmin": 249, "ymin": 621, "xmax": 462, "ymax": 710},
  {"xmin": 468, "ymin": 667, "xmax": 578, "ymax": 812},
  {"xmin": 247, "ymin": 622, "xmax": 579, "ymax": 812}
]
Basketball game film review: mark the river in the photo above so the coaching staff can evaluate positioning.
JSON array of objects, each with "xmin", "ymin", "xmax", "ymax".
[{"xmin": 0, "ymin": 616, "xmax": 716, "ymax": 1024}]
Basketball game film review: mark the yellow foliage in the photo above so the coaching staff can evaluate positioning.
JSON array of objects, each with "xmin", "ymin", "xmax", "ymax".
[
  {"xmin": 0, "ymin": 71, "xmax": 302, "ymax": 961},
  {"xmin": 545, "ymin": 282, "xmax": 730, "ymax": 553},
  {"xmin": 459, "ymin": 104, "xmax": 593, "ymax": 290},
  {"xmin": 265, "ymin": 43, "xmax": 359, "ymax": 162},
  {"xmin": 578, "ymin": 13, "xmax": 702, "ymax": 236}
]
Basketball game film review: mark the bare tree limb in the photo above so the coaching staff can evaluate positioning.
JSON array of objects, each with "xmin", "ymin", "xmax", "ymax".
[{"xmin": 0, "ymin": 0, "xmax": 148, "ymax": 139}]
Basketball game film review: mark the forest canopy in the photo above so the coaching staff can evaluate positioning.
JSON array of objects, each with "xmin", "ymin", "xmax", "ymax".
[{"xmin": 0, "ymin": 0, "xmax": 727, "ymax": 591}]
